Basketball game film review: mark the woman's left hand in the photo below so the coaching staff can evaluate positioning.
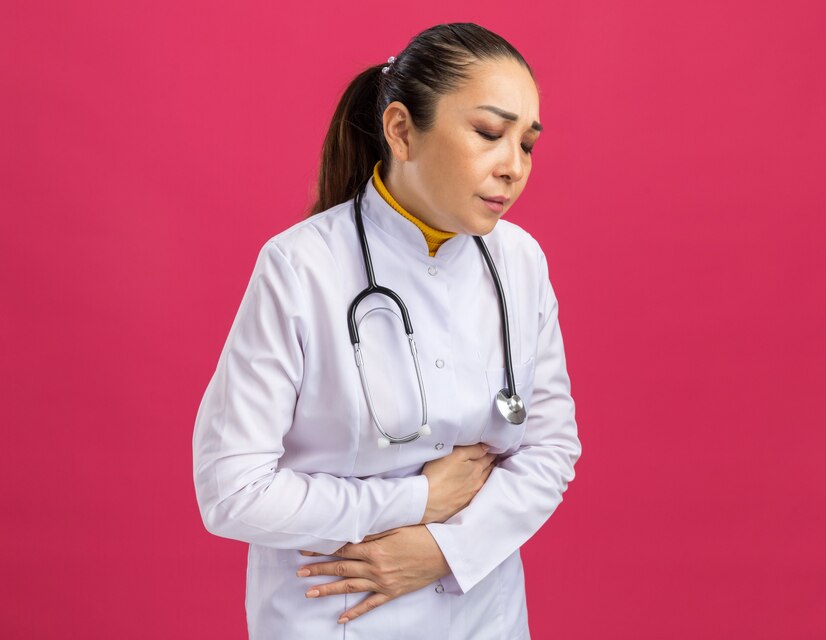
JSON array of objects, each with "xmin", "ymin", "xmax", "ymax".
[{"xmin": 297, "ymin": 525, "xmax": 451, "ymax": 624}]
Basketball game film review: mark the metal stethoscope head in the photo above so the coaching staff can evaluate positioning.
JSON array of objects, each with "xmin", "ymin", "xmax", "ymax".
[
  {"xmin": 348, "ymin": 177, "xmax": 526, "ymax": 448},
  {"xmin": 495, "ymin": 389, "xmax": 527, "ymax": 425}
]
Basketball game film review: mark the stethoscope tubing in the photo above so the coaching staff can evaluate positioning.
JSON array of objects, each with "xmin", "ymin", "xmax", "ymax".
[
  {"xmin": 347, "ymin": 176, "xmax": 523, "ymax": 446},
  {"xmin": 473, "ymin": 235, "xmax": 516, "ymax": 397}
]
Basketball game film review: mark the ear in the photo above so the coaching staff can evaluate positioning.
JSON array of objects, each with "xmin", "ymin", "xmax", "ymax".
[{"xmin": 382, "ymin": 101, "xmax": 413, "ymax": 162}]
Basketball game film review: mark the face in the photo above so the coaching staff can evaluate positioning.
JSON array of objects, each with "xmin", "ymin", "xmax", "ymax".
[{"xmin": 383, "ymin": 57, "xmax": 541, "ymax": 236}]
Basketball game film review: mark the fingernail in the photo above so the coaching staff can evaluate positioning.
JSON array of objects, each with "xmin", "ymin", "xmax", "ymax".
[
  {"xmin": 305, "ymin": 589, "xmax": 319, "ymax": 598},
  {"xmin": 296, "ymin": 568, "xmax": 310, "ymax": 577},
  {"xmin": 338, "ymin": 616, "xmax": 349, "ymax": 624}
]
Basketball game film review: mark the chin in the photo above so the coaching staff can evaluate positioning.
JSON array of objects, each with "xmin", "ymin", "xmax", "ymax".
[{"xmin": 468, "ymin": 219, "xmax": 499, "ymax": 236}]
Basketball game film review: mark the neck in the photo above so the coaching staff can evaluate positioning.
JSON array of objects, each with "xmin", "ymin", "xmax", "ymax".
[{"xmin": 372, "ymin": 161, "xmax": 456, "ymax": 257}]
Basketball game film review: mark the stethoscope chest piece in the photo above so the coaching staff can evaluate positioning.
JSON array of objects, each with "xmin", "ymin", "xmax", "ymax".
[{"xmin": 495, "ymin": 389, "xmax": 527, "ymax": 425}]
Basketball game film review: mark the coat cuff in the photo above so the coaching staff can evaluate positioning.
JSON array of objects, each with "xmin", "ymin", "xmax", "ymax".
[
  {"xmin": 425, "ymin": 522, "xmax": 471, "ymax": 594},
  {"xmin": 366, "ymin": 473, "xmax": 429, "ymax": 538},
  {"xmin": 437, "ymin": 571, "xmax": 464, "ymax": 595}
]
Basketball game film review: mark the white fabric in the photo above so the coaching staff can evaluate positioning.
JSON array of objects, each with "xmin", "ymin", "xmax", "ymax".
[{"xmin": 192, "ymin": 177, "xmax": 581, "ymax": 639}]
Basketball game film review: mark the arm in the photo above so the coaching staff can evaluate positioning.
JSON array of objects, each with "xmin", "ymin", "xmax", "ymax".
[
  {"xmin": 424, "ymin": 247, "xmax": 582, "ymax": 594},
  {"xmin": 192, "ymin": 240, "xmax": 429, "ymax": 555}
]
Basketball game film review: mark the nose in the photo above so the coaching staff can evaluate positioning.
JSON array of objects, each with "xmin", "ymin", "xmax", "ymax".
[{"xmin": 495, "ymin": 138, "xmax": 526, "ymax": 183}]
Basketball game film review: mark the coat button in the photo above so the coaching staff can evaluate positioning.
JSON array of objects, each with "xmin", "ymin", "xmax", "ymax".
[
  {"xmin": 435, "ymin": 583, "xmax": 445, "ymax": 594},
  {"xmin": 427, "ymin": 266, "xmax": 438, "ymax": 276},
  {"xmin": 435, "ymin": 442, "xmax": 444, "ymax": 450},
  {"xmin": 435, "ymin": 359, "xmax": 444, "ymax": 368}
]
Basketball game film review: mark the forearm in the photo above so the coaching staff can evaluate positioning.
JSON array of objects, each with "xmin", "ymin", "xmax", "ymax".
[
  {"xmin": 195, "ymin": 456, "xmax": 430, "ymax": 554},
  {"xmin": 425, "ymin": 438, "xmax": 578, "ymax": 593}
]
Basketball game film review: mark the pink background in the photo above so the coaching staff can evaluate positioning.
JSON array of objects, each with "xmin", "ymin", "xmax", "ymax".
[{"xmin": 2, "ymin": 1, "xmax": 824, "ymax": 638}]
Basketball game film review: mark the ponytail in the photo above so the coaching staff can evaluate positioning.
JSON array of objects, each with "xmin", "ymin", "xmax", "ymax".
[{"xmin": 308, "ymin": 64, "xmax": 387, "ymax": 215}]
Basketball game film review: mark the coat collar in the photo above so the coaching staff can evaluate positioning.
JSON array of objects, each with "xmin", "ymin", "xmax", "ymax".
[{"xmin": 358, "ymin": 176, "xmax": 471, "ymax": 262}]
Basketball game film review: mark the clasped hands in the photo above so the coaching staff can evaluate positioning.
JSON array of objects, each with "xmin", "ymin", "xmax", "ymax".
[{"xmin": 297, "ymin": 443, "xmax": 496, "ymax": 624}]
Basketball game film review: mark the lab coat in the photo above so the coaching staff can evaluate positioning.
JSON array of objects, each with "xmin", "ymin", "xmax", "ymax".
[{"xmin": 192, "ymin": 177, "xmax": 581, "ymax": 639}]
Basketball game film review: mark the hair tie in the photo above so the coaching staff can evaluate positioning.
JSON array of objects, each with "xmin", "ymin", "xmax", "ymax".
[{"xmin": 381, "ymin": 56, "xmax": 397, "ymax": 74}]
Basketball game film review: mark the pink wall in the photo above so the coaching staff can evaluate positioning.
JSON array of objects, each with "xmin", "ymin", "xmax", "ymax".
[{"xmin": 2, "ymin": 1, "xmax": 824, "ymax": 638}]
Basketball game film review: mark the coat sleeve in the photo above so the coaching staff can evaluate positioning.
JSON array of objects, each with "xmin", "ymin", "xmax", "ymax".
[
  {"xmin": 425, "ymin": 247, "xmax": 581, "ymax": 594},
  {"xmin": 192, "ymin": 240, "xmax": 429, "ymax": 555}
]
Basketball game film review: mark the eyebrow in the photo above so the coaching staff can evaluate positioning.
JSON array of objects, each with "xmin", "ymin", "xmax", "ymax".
[{"xmin": 476, "ymin": 105, "xmax": 543, "ymax": 132}]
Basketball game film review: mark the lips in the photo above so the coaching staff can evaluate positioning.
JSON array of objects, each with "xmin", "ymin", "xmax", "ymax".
[
  {"xmin": 481, "ymin": 196, "xmax": 510, "ymax": 204},
  {"xmin": 480, "ymin": 196, "xmax": 506, "ymax": 214}
]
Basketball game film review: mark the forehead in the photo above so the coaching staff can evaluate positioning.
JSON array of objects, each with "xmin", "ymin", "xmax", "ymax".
[{"xmin": 438, "ymin": 58, "xmax": 540, "ymax": 124}]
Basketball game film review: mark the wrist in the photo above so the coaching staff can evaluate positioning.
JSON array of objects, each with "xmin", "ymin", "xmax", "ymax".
[{"xmin": 419, "ymin": 473, "xmax": 434, "ymax": 524}]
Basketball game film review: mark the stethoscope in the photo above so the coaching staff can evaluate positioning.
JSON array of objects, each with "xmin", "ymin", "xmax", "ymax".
[{"xmin": 347, "ymin": 176, "xmax": 527, "ymax": 448}]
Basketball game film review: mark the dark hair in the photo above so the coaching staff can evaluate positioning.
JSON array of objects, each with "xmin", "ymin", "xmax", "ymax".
[{"xmin": 308, "ymin": 22, "xmax": 533, "ymax": 215}]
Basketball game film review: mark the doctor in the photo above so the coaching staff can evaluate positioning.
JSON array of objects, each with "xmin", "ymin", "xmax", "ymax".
[{"xmin": 193, "ymin": 22, "xmax": 581, "ymax": 639}]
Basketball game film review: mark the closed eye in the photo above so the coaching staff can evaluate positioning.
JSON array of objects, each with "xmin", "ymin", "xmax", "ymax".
[{"xmin": 476, "ymin": 130, "xmax": 534, "ymax": 155}]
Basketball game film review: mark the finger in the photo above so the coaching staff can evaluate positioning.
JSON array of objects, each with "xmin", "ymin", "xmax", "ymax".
[
  {"xmin": 299, "ymin": 547, "xmax": 355, "ymax": 557},
  {"xmin": 329, "ymin": 541, "xmax": 372, "ymax": 560},
  {"xmin": 338, "ymin": 592, "xmax": 392, "ymax": 624},
  {"xmin": 463, "ymin": 442, "xmax": 492, "ymax": 460},
  {"xmin": 304, "ymin": 577, "xmax": 376, "ymax": 599},
  {"xmin": 303, "ymin": 542, "xmax": 368, "ymax": 559},
  {"xmin": 361, "ymin": 529, "xmax": 397, "ymax": 543},
  {"xmin": 472, "ymin": 453, "xmax": 496, "ymax": 473},
  {"xmin": 297, "ymin": 559, "xmax": 374, "ymax": 581}
]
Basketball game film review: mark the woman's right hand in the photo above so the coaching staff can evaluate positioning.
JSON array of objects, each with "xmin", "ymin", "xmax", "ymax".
[{"xmin": 419, "ymin": 443, "xmax": 497, "ymax": 524}]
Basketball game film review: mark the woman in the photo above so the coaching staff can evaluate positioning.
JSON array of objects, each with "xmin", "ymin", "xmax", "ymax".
[{"xmin": 193, "ymin": 22, "xmax": 581, "ymax": 639}]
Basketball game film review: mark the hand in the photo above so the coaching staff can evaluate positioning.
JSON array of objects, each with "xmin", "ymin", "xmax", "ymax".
[
  {"xmin": 420, "ymin": 443, "xmax": 497, "ymax": 524},
  {"xmin": 297, "ymin": 525, "xmax": 450, "ymax": 624}
]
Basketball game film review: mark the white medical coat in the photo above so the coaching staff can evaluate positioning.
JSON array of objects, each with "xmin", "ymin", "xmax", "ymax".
[{"xmin": 192, "ymin": 178, "xmax": 581, "ymax": 639}]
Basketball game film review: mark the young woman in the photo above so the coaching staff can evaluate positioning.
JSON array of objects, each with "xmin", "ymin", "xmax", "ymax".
[{"xmin": 193, "ymin": 22, "xmax": 581, "ymax": 639}]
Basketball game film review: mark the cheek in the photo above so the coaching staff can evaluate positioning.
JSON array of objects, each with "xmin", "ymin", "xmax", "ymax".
[
  {"xmin": 429, "ymin": 159, "xmax": 472, "ymax": 198},
  {"xmin": 422, "ymin": 170, "xmax": 460, "ymax": 213},
  {"xmin": 515, "ymin": 162, "xmax": 532, "ymax": 193}
]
